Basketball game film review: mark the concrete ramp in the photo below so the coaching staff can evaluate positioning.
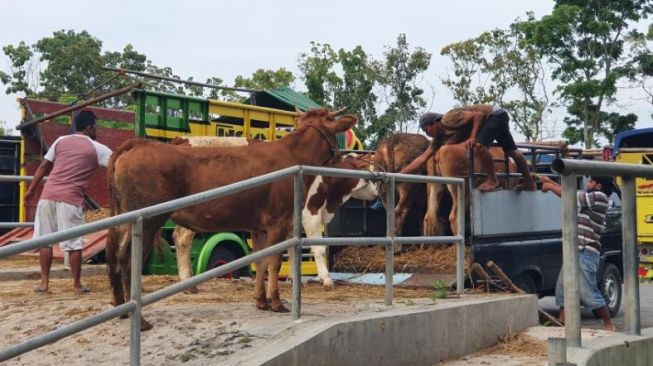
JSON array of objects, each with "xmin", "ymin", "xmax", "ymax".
[{"xmin": 238, "ymin": 295, "xmax": 538, "ymax": 366}]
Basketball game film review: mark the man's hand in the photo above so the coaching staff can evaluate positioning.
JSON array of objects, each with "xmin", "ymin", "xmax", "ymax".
[
  {"xmin": 24, "ymin": 186, "xmax": 36, "ymax": 202},
  {"xmin": 539, "ymin": 175, "xmax": 554, "ymax": 184},
  {"xmin": 465, "ymin": 137, "xmax": 477, "ymax": 149}
]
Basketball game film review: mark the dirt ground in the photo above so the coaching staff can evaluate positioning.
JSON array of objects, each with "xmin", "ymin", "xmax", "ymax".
[
  {"xmin": 0, "ymin": 256, "xmax": 611, "ymax": 366},
  {"xmin": 0, "ymin": 258, "xmax": 439, "ymax": 366}
]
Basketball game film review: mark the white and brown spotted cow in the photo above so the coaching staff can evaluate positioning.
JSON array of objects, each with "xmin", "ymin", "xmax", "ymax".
[{"xmin": 170, "ymin": 136, "xmax": 377, "ymax": 292}]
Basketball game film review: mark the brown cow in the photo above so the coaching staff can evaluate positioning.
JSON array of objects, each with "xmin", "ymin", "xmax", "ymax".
[
  {"xmin": 372, "ymin": 133, "xmax": 431, "ymax": 239},
  {"xmin": 106, "ymin": 108, "xmax": 356, "ymax": 330},
  {"xmin": 169, "ymin": 137, "xmax": 377, "ymax": 291},
  {"xmin": 425, "ymin": 143, "xmax": 517, "ymax": 236}
]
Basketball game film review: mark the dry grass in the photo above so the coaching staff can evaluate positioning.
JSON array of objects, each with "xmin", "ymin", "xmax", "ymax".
[
  {"xmin": 333, "ymin": 245, "xmax": 471, "ymax": 274},
  {"xmin": 478, "ymin": 332, "xmax": 547, "ymax": 358},
  {"xmin": 84, "ymin": 208, "xmax": 110, "ymax": 222}
]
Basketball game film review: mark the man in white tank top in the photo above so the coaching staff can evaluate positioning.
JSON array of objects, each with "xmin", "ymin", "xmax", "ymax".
[{"xmin": 25, "ymin": 111, "xmax": 112, "ymax": 293}]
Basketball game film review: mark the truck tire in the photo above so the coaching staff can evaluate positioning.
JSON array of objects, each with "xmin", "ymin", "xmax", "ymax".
[
  {"xmin": 514, "ymin": 273, "xmax": 537, "ymax": 294},
  {"xmin": 597, "ymin": 263, "xmax": 622, "ymax": 318},
  {"xmin": 208, "ymin": 246, "xmax": 238, "ymax": 279}
]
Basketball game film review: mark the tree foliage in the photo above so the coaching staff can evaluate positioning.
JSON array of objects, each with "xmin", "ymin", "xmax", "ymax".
[
  {"xmin": 519, "ymin": 0, "xmax": 651, "ymax": 147},
  {"xmin": 298, "ymin": 42, "xmax": 379, "ymax": 144},
  {"xmin": 440, "ymin": 17, "xmax": 555, "ymax": 142},
  {"xmin": 371, "ymin": 34, "xmax": 431, "ymax": 143}
]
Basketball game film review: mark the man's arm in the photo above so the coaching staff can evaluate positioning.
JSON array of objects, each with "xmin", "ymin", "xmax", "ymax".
[
  {"xmin": 540, "ymin": 175, "xmax": 562, "ymax": 197},
  {"xmin": 399, "ymin": 146, "xmax": 434, "ymax": 175},
  {"xmin": 24, "ymin": 159, "xmax": 53, "ymax": 202}
]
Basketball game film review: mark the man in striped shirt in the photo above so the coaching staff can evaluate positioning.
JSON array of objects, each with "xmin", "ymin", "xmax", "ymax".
[{"xmin": 540, "ymin": 175, "xmax": 615, "ymax": 331}]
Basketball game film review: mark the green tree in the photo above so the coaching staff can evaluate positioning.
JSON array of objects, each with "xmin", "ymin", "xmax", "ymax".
[
  {"xmin": 298, "ymin": 42, "xmax": 341, "ymax": 106},
  {"xmin": 34, "ymin": 30, "xmax": 104, "ymax": 101},
  {"xmin": 519, "ymin": 0, "xmax": 650, "ymax": 147},
  {"xmin": 370, "ymin": 34, "xmax": 431, "ymax": 145},
  {"xmin": 0, "ymin": 41, "xmax": 38, "ymax": 95},
  {"xmin": 298, "ymin": 42, "xmax": 378, "ymax": 144},
  {"xmin": 234, "ymin": 68, "xmax": 294, "ymax": 90},
  {"xmin": 441, "ymin": 18, "xmax": 555, "ymax": 142},
  {"xmin": 0, "ymin": 120, "xmax": 8, "ymax": 135}
]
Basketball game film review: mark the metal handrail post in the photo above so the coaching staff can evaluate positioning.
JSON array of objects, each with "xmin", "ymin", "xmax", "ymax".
[
  {"xmin": 621, "ymin": 176, "xmax": 641, "ymax": 335},
  {"xmin": 561, "ymin": 174, "xmax": 581, "ymax": 347},
  {"xmin": 292, "ymin": 171, "xmax": 303, "ymax": 320},
  {"xmin": 385, "ymin": 175, "xmax": 395, "ymax": 306},
  {"xmin": 456, "ymin": 181, "xmax": 465, "ymax": 293},
  {"xmin": 130, "ymin": 217, "xmax": 143, "ymax": 365}
]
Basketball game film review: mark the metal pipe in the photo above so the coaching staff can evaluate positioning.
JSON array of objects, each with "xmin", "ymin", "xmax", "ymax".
[
  {"xmin": 302, "ymin": 236, "xmax": 464, "ymax": 246},
  {"xmin": 456, "ymin": 180, "xmax": 465, "ymax": 293},
  {"xmin": 129, "ymin": 218, "xmax": 143, "ymax": 366},
  {"xmin": 621, "ymin": 176, "xmax": 641, "ymax": 335},
  {"xmin": 552, "ymin": 158, "xmax": 653, "ymax": 179},
  {"xmin": 292, "ymin": 171, "xmax": 303, "ymax": 320},
  {"xmin": 0, "ymin": 166, "xmax": 300, "ymax": 259},
  {"xmin": 0, "ymin": 222, "xmax": 34, "ymax": 228},
  {"xmin": 385, "ymin": 175, "xmax": 395, "ymax": 306},
  {"xmin": 301, "ymin": 166, "xmax": 465, "ymax": 185},
  {"xmin": 0, "ymin": 302, "xmax": 136, "ymax": 362},
  {"xmin": 15, "ymin": 83, "xmax": 141, "ymax": 130},
  {"xmin": 0, "ymin": 175, "xmax": 44, "ymax": 182},
  {"xmin": 102, "ymin": 67, "xmax": 259, "ymax": 94},
  {"xmin": 561, "ymin": 174, "xmax": 581, "ymax": 347},
  {"xmin": 142, "ymin": 238, "xmax": 300, "ymax": 306}
]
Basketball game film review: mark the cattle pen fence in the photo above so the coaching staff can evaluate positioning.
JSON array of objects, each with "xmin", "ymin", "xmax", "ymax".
[
  {"xmin": 0, "ymin": 165, "xmax": 465, "ymax": 365},
  {"xmin": 547, "ymin": 158, "xmax": 653, "ymax": 365}
]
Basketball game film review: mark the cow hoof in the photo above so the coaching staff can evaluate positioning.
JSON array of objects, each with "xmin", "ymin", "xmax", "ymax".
[
  {"xmin": 140, "ymin": 319, "xmax": 154, "ymax": 332},
  {"xmin": 256, "ymin": 300, "xmax": 271, "ymax": 310},
  {"xmin": 271, "ymin": 304, "xmax": 289, "ymax": 313},
  {"xmin": 184, "ymin": 286, "xmax": 200, "ymax": 295},
  {"xmin": 322, "ymin": 281, "xmax": 335, "ymax": 290}
]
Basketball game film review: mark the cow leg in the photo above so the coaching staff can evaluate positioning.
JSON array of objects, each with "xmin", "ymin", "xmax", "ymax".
[
  {"xmin": 107, "ymin": 224, "xmax": 129, "ymax": 308},
  {"xmin": 302, "ymin": 209, "xmax": 334, "ymax": 289},
  {"xmin": 423, "ymin": 182, "xmax": 445, "ymax": 237},
  {"xmin": 393, "ymin": 184, "xmax": 412, "ymax": 252},
  {"xmin": 172, "ymin": 226, "xmax": 198, "ymax": 294},
  {"xmin": 118, "ymin": 217, "xmax": 165, "ymax": 331},
  {"xmin": 266, "ymin": 227, "xmax": 290, "ymax": 313},
  {"xmin": 251, "ymin": 231, "xmax": 270, "ymax": 310},
  {"xmin": 311, "ymin": 245, "xmax": 334, "ymax": 289},
  {"xmin": 447, "ymin": 183, "xmax": 461, "ymax": 237}
]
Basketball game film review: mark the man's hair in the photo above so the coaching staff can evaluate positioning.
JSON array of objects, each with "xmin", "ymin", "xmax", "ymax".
[
  {"xmin": 419, "ymin": 112, "xmax": 443, "ymax": 128},
  {"xmin": 74, "ymin": 110, "xmax": 97, "ymax": 132},
  {"xmin": 591, "ymin": 176, "xmax": 615, "ymax": 196}
]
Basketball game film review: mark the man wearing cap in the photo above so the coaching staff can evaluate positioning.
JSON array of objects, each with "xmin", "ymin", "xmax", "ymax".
[
  {"xmin": 401, "ymin": 105, "xmax": 535, "ymax": 192},
  {"xmin": 25, "ymin": 110, "xmax": 113, "ymax": 294}
]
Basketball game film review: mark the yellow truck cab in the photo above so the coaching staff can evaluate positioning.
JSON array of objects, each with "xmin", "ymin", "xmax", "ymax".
[{"xmin": 613, "ymin": 128, "xmax": 653, "ymax": 278}]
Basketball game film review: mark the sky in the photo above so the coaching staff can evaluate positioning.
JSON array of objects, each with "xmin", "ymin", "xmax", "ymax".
[{"xmin": 1, "ymin": 0, "xmax": 652, "ymax": 142}]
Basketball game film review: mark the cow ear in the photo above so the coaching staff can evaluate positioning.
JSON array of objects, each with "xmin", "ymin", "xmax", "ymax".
[{"xmin": 332, "ymin": 115, "xmax": 357, "ymax": 133}]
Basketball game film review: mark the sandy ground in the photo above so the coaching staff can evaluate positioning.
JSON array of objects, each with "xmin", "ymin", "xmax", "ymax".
[{"xmin": 0, "ymin": 257, "xmax": 615, "ymax": 366}]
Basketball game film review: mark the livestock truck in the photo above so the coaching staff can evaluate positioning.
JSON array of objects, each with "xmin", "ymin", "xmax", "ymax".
[
  {"xmin": 612, "ymin": 128, "xmax": 653, "ymax": 279},
  {"xmin": 326, "ymin": 145, "xmax": 624, "ymax": 317},
  {"xmin": 1, "ymin": 88, "xmax": 363, "ymax": 278}
]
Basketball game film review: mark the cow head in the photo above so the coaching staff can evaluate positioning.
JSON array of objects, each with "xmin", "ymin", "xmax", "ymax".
[
  {"xmin": 295, "ymin": 107, "xmax": 357, "ymax": 135},
  {"xmin": 342, "ymin": 154, "xmax": 379, "ymax": 201}
]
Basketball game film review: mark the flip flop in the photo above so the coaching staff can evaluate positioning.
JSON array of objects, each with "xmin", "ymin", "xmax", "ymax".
[
  {"xmin": 75, "ymin": 286, "xmax": 91, "ymax": 294},
  {"xmin": 33, "ymin": 287, "xmax": 49, "ymax": 294}
]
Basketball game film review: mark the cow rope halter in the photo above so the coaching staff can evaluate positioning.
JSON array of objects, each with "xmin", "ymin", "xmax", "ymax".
[{"xmin": 304, "ymin": 123, "xmax": 341, "ymax": 165}]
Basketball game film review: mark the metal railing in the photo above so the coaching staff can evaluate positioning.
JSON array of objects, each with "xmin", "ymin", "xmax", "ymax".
[
  {"xmin": 549, "ymin": 158, "xmax": 653, "ymax": 358},
  {"xmin": 0, "ymin": 165, "xmax": 465, "ymax": 365}
]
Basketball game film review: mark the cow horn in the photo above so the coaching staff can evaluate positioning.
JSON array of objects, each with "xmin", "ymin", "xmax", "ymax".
[
  {"xmin": 328, "ymin": 106, "xmax": 348, "ymax": 117},
  {"xmin": 294, "ymin": 106, "xmax": 305, "ymax": 116}
]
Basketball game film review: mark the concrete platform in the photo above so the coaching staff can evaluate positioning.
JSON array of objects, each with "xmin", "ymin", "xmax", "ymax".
[
  {"xmin": 567, "ymin": 327, "xmax": 653, "ymax": 366},
  {"xmin": 236, "ymin": 295, "xmax": 539, "ymax": 365}
]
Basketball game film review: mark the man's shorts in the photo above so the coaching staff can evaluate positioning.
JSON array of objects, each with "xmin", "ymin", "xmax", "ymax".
[
  {"xmin": 555, "ymin": 249, "xmax": 606, "ymax": 310},
  {"xmin": 476, "ymin": 109, "xmax": 517, "ymax": 153},
  {"xmin": 34, "ymin": 199, "xmax": 84, "ymax": 251}
]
